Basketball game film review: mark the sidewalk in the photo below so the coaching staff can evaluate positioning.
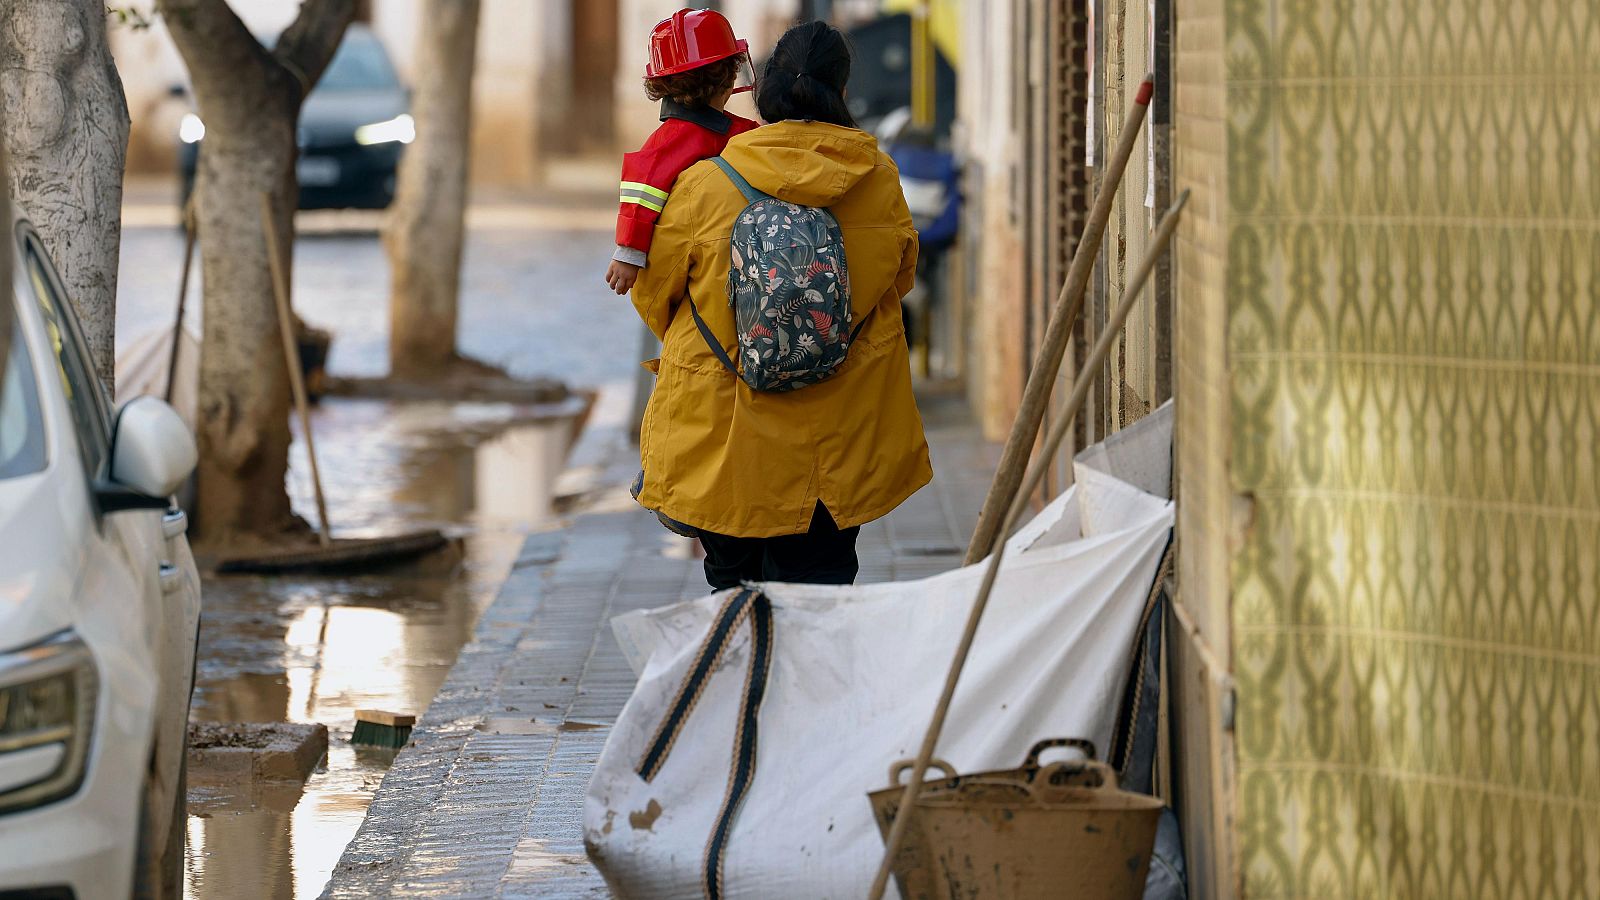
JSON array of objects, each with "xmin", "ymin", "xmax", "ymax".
[{"xmin": 322, "ymin": 386, "xmax": 997, "ymax": 898}]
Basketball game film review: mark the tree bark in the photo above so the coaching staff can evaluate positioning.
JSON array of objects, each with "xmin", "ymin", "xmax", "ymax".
[
  {"xmin": 156, "ymin": 0, "xmax": 352, "ymax": 545},
  {"xmin": 0, "ymin": 142, "xmax": 12, "ymax": 376},
  {"xmin": 0, "ymin": 0, "xmax": 129, "ymax": 390},
  {"xmin": 385, "ymin": 0, "xmax": 480, "ymax": 379}
]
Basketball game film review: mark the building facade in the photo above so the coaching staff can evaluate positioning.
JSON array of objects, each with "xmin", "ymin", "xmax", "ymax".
[
  {"xmin": 114, "ymin": 0, "xmax": 817, "ymax": 186},
  {"xmin": 958, "ymin": 1, "xmax": 1600, "ymax": 897},
  {"xmin": 113, "ymin": 0, "xmax": 593, "ymax": 186}
]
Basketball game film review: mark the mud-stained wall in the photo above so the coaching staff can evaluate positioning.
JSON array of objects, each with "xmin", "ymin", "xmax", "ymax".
[
  {"xmin": 1213, "ymin": 1, "xmax": 1600, "ymax": 897},
  {"xmin": 1168, "ymin": 0, "xmax": 1236, "ymax": 894},
  {"xmin": 953, "ymin": 0, "xmax": 1026, "ymax": 440},
  {"xmin": 1089, "ymin": 0, "xmax": 1161, "ymax": 438}
]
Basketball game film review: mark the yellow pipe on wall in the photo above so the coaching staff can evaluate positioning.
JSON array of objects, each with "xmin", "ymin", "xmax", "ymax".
[
  {"xmin": 910, "ymin": 0, "xmax": 934, "ymax": 128},
  {"xmin": 883, "ymin": 0, "xmax": 960, "ymax": 65}
]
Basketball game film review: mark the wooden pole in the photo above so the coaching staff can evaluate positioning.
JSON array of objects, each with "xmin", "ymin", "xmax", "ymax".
[
  {"xmin": 963, "ymin": 76, "xmax": 1154, "ymax": 566},
  {"xmin": 868, "ymin": 191, "xmax": 1188, "ymax": 900},
  {"xmin": 165, "ymin": 195, "xmax": 198, "ymax": 404},
  {"xmin": 260, "ymin": 192, "xmax": 333, "ymax": 547}
]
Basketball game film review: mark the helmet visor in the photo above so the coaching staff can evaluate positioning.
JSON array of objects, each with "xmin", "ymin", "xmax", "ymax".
[{"xmin": 731, "ymin": 54, "xmax": 756, "ymax": 94}]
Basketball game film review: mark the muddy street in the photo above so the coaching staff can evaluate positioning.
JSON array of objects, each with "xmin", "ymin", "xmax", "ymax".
[
  {"xmin": 183, "ymin": 400, "xmax": 561, "ymax": 900},
  {"xmin": 115, "ymin": 198, "xmax": 632, "ymax": 899}
]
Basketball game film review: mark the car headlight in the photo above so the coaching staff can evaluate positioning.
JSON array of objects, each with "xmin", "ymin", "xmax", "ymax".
[
  {"xmin": 179, "ymin": 113, "xmax": 205, "ymax": 144},
  {"xmin": 0, "ymin": 632, "xmax": 97, "ymax": 814},
  {"xmin": 354, "ymin": 113, "xmax": 415, "ymax": 146}
]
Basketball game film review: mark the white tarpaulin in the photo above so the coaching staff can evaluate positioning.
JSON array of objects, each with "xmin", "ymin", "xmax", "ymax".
[{"xmin": 586, "ymin": 404, "xmax": 1174, "ymax": 899}]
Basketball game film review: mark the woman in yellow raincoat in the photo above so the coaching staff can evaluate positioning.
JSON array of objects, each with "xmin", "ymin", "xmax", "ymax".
[{"xmin": 631, "ymin": 20, "xmax": 931, "ymax": 589}]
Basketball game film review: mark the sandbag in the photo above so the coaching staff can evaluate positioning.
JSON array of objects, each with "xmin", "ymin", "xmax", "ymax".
[{"xmin": 585, "ymin": 446, "xmax": 1173, "ymax": 898}]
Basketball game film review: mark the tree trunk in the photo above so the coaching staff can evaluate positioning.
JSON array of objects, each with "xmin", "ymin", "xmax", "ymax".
[
  {"xmin": 0, "ymin": 143, "xmax": 12, "ymax": 375},
  {"xmin": 0, "ymin": 0, "xmax": 130, "ymax": 390},
  {"xmin": 157, "ymin": 0, "xmax": 352, "ymax": 545},
  {"xmin": 386, "ymin": 0, "xmax": 480, "ymax": 379},
  {"xmin": 190, "ymin": 96, "xmax": 303, "ymax": 543}
]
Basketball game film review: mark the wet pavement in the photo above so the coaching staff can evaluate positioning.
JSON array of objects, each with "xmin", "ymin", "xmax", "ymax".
[
  {"xmin": 322, "ymin": 388, "xmax": 996, "ymax": 898},
  {"xmin": 115, "ymin": 185, "xmax": 636, "ymax": 900},
  {"xmin": 115, "ymin": 212, "xmax": 629, "ymax": 385}
]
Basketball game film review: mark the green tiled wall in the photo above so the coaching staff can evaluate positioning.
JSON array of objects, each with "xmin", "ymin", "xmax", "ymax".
[{"xmin": 1225, "ymin": 1, "xmax": 1600, "ymax": 896}]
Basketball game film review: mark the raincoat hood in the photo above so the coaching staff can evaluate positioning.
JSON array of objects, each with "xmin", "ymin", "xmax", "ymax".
[
  {"xmin": 719, "ymin": 121, "xmax": 882, "ymax": 207},
  {"xmin": 628, "ymin": 114, "xmax": 929, "ymax": 538}
]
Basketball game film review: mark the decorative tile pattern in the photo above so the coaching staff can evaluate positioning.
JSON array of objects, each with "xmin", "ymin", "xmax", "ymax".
[{"xmin": 1226, "ymin": 1, "xmax": 1600, "ymax": 897}]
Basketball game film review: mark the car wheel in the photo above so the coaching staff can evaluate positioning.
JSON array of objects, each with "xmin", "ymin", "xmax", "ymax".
[{"xmin": 133, "ymin": 753, "xmax": 186, "ymax": 900}]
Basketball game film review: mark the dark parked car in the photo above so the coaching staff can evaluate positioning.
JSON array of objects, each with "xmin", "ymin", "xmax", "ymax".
[
  {"xmin": 178, "ymin": 24, "xmax": 412, "ymax": 210},
  {"xmin": 840, "ymin": 13, "xmax": 956, "ymax": 137}
]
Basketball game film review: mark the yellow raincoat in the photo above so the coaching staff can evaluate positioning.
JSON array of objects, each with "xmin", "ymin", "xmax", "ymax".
[{"xmin": 632, "ymin": 121, "xmax": 932, "ymax": 538}]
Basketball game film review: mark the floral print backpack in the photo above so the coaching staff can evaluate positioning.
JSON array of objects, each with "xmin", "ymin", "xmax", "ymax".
[{"xmin": 686, "ymin": 156, "xmax": 866, "ymax": 392}]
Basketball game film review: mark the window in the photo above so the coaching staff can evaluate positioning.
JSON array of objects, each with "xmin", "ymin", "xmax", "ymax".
[
  {"xmin": 22, "ymin": 230, "xmax": 110, "ymax": 479},
  {"xmin": 318, "ymin": 31, "xmax": 400, "ymax": 91},
  {"xmin": 0, "ymin": 315, "xmax": 47, "ymax": 480}
]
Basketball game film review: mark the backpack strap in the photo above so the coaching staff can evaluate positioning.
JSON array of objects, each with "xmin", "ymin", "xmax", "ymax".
[
  {"xmin": 687, "ymin": 157, "xmax": 766, "ymax": 381},
  {"xmin": 688, "ymin": 297, "xmax": 742, "ymax": 379},
  {"xmin": 712, "ymin": 156, "xmax": 768, "ymax": 203},
  {"xmin": 851, "ymin": 311, "xmax": 874, "ymax": 342}
]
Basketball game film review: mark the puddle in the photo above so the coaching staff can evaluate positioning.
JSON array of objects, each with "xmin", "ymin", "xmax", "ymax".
[
  {"xmin": 185, "ymin": 742, "xmax": 398, "ymax": 900},
  {"xmin": 473, "ymin": 420, "xmax": 570, "ymax": 524},
  {"xmin": 184, "ymin": 396, "xmax": 578, "ymax": 900}
]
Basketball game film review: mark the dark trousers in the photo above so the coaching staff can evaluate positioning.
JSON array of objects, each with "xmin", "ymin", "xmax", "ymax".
[{"xmin": 697, "ymin": 504, "xmax": 861, "ymax": 590}]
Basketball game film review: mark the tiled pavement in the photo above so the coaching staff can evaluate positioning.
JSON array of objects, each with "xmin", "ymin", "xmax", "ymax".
[{"xmin": 322, "ymin": 388, "xmax": 997, "ymax": 898}]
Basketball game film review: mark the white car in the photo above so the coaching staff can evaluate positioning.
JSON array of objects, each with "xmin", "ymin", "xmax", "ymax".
[{"xmin": 0, "ymin": 217, "xmax": 201, "ymax": 899}]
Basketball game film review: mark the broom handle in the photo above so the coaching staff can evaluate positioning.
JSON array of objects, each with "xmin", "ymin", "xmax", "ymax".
[
  {"xmin": 867, "ymin": 191, "xmax": 1188, "ymax": 900},
  {"xmin": 260, "ymin": 192, "xmax": 333, "ymax": 547},
  {"xmin": 963, "ymin": 76, "xmax": 1154, "ymax": 566},
  {"xmin": 165, "ymin": 194, "xmax": 198, "ymax": 404}
]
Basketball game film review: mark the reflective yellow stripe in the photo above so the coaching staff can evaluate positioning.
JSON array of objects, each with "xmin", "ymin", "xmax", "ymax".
[
  {"xmin": 621, "ymin": 194, "xmax": 666, "ymax": 213},
  {"xmin": 620, "ymin": 181, "xmax": 669, "ymax": 201}
]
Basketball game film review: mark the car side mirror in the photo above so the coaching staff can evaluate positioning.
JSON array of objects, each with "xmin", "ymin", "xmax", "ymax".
[{"xmin": 96, "ymin": 397, "xmax": 198, "ymax": 513}]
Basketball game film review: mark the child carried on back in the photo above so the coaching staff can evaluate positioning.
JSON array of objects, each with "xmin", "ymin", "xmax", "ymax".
[{"xmin": 604, "ymin": 8, "xmax": 757, "ymax": 295}]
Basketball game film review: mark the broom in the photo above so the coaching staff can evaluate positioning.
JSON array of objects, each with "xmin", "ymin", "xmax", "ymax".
[
  {"xmin": 165, "ymin": 194, "xmax": 197, "ymax": 403},
  {"xmin": 262, "ymin": 192, "xmax": 334, "ymax": 548},
  {"xmin": 352, "ymin": 709, "xmax": 415, "ymax": 749}
]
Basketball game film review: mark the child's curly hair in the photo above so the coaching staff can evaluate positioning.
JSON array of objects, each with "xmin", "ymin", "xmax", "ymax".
[{"xmin": 643, "ymin": 55, "xmax": 742, "ymax": 107}]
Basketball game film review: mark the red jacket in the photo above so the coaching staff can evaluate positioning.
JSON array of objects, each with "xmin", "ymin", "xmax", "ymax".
[{"xmin": 616, "ymin": 100, "xmax": 758, "ymax": 261}]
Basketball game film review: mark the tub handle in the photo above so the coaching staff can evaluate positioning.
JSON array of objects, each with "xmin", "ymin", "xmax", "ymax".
[
  {"xmin": 888, "ymin": 758, "xmax": 957, "ymax": 786},
  {"xmin": 1025, "ymin": 737, "xmax": 1097, "ymax": 769}
]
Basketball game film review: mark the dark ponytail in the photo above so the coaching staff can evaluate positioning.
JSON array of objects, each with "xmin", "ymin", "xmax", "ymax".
[{"xmin": 755, "ymin": 20, "xmax": 856, "ymax": 128}]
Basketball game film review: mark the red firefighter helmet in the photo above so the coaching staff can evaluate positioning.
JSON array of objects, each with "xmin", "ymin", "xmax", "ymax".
[{"xmin": 644, "ymin": 8, "xmax": 749, "ymax": 79}]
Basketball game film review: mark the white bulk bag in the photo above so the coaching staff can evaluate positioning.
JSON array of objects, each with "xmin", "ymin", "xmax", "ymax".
[{"xmin": 586, "ymin": 407, "xmax": 1174, "ymax": 899}]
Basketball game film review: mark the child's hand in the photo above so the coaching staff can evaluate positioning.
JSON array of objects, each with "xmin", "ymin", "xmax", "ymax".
[{"xmin": 606, "ymin": 259, "xmax": 642, "ymax": 295}]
